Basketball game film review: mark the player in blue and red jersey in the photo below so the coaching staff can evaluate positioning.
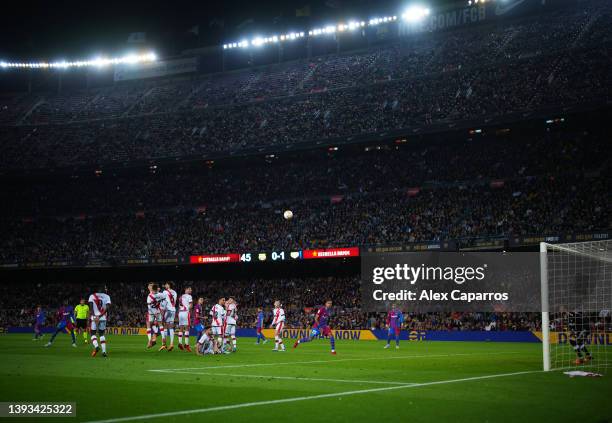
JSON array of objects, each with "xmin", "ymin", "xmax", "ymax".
[
  {"xmin": 255, "ymin": 307, "xmax": 268, "ymax": 345},
  {"xmin": 384, "ymin": 304, "xmax": 404, "ymax": 349},
  {"xmin": 294, "ymin": 300, "xmax": 336, "ymax": 355},
  {"xmin": 45, "ymin": 302, "xmax": 76, "ymax": 348},
  {"xmin": 192, "ymin": 297, "xmax": 206, "ymax": 340},
  {"xmin": 33, "ymin": 306, "xmax": 46, "ymax": 341}
]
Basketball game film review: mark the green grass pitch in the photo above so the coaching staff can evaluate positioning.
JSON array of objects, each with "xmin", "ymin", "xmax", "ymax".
[{"xmin": 0, "ymin": 334, "xmax": 611, "ymax": 422}]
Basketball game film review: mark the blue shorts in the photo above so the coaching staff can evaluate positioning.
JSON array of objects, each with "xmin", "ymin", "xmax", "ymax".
[
  {"xmin": 56, "ymin": 321, "xmax": 67, "ymax": 330},
  {"xmin": 194, "ymin": 324, "xmax": 204, "ymax": 334}
]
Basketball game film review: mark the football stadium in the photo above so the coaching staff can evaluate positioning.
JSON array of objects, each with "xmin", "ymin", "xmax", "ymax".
[{"xmin": 0, "ymin": 0, "xmax": 610, "ymax": 421}]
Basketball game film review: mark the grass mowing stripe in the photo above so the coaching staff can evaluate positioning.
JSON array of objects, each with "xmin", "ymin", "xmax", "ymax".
[
  {"xmin": 149, "ymin": 351, "xmax": 522, "ymax": 371},
  {"xmin": 85, "ymin": 369, "xmax": 542, "ymax": 423},
  {"xmin": 158, "ymin": 370, "xmax": 419, "ymax": 385}
]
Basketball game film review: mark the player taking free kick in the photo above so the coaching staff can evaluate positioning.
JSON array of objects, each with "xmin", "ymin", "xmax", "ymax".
[{"xmin": 294, "ymin": 299, "xmax": 336, "ymax": 355}]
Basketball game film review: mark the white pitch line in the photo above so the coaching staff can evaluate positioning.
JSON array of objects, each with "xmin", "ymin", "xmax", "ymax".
[
  {"xmin": 85, "ymin": 369, "xmax": 543, "ymax": 423},
  {"xmin": 161, "ymin": 370, "xmax": 418, "ymax": 386},
  {"xmin": 148, "ymin": 351, "xmax": 521, "ymax": 372}
]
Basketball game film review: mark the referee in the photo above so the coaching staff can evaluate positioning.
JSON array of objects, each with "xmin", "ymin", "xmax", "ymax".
[{"xmin": 74, "ymin": 298, "xmax": 90, "ymax": 344}]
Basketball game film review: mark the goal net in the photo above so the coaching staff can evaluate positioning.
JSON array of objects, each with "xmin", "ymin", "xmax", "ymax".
[{"xmin": 541, "ymin": 240, "xmax": 611, "ymax": 373}]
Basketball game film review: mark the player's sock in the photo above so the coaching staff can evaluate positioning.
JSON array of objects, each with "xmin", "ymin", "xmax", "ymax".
[
  {"xmin": 330, "ymin": 335, "xmax": 335, "ymax": 352},
  {"xmin": 231, "ymin": 335, "xmax": 237, "ymax": 349},
  {"xmin": 278, "ymin": 339, "xmax": 285, "ymax": 350},
  {"xmin": 184, "ymin": 333, "xmax": 190, "ymax": 346},
  {"xmin": 177, "ymin": 331, "xmax": 183, "ymax": 344},
  {"xmin": 146, "ymin": 329, "xmax": 152, "ymax": 341},
  {"xmin": 386, "ymin": 332, "xmax": 392, "ymax": 345},
  {"xmin": 298, "ymin": 336, "xmax": 311, "ymax": 343},
  {"xmin": 169, "ymin": 328, "xmax": 174, "ymax": 345},
  {"xmin": 83, "ymin": 331, "xmax": 88, "ymax": 342},
  {"xmin": 274, "ymin": 336, "xmax": 280, "ymax": 349},
  {"xmin": 70, "ymin": 330, "xmax": 76, "ymax": 344},
  {"xmin": 160, "ymin": 326, "xmax": 166, "ymax": 344},
  {"xmin": 91, "ymin": 335, "xmax": 99, "ymax": 348},
  {"xmin": 100, "ymin": 336, "xmax": 106, "ymax": 353},
  {"xmin": 395, "ymin": 334, "xmax": 400, "ymax": 346},
  {"xmin": 49, "ymin": 330, "xmax": 60, "ymax": 344},
  {"xmin": 217, "ymin": 337, "xmax": 223, "ymax": 350}
]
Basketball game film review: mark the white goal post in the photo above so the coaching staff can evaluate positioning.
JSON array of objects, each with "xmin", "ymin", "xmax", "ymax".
[{"xmin": 540, "ymin": 240, "xmax": 612, "ymax": 373}]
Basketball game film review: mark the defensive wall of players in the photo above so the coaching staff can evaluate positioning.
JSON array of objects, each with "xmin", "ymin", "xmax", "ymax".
[{"xmin": 5, "ymin": 327, "xmax": 612, "ymax": 345}]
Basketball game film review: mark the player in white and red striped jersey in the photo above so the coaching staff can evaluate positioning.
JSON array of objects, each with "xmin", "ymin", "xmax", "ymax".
[
  {"xmin": 146, "ymin": 283, "xmax": 165, "ymax": 349},
  {"xmin": 88, "ymin": 288, "xmax": 111, "ymax": 358},
  {"xmin": 225, "ymin": 297, "xmax": 238, "ymax": 352},
  {"xmin": 159, "ymin": 282, "xmax": 177, "ymax": 351},
  {"xmin": 270, "ymin": 300, "xmax": 286, "ymax": 352},
  {"xmin": 210, "ymin": 298, "xmax": 226, "ymax": 352},
  {"xmin": 177, "ymin": 286, "xmax": 193, "ymax": 352}
]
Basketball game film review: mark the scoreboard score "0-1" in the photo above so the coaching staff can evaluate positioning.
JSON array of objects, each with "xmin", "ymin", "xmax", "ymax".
[
  {"xmin": 239, "ymin": 251, "xmax": 301, "ymax": 262},
  {"xmin": 189, "ymin": 247, "xmax": 359, "ymax": 265}
]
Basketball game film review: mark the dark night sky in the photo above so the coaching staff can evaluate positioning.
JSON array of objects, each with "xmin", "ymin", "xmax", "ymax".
[{"xmin": 0, "ymin": 0, "xmax": 455, "ymax": 60}]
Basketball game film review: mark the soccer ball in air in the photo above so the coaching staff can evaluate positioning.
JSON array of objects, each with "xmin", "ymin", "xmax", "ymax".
[{"xmin": 283, "ymin": 210, "xmax": 293, "ymax": 220}]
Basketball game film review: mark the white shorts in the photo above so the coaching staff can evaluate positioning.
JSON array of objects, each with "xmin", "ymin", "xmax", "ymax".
[
  {"xmin": 274, "ymin": 322, "xmax": 284, "ymax": 335},
  {"xmin": 91, "ymin": 319, "xmax": 107, "ymax": 332},
  {"xmin": 164, "ymin": 310, "xmax": 176, "ymax": 324},
  {"xmin": 225, "ymin": 324, "xmax": 236, "ymax": 336},
  {"xmin": 211, "ymin": 326, "xmax": 222, "ymax": 336},
  {"xmin": 178, "ymin": 311, "xmax": 190, "ymax": 326},
  {"xmin": 147, "ymin": 311, "xmax": 161, "ymax": 323}
]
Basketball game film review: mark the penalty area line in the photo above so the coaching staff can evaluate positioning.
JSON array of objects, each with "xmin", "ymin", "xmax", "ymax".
[{"xmin": 85, "ymin": 369, "xmax": 542, "ymax": 423}]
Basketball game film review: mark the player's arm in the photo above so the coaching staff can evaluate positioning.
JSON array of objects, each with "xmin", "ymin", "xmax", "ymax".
[{"xmin": 89, "ymin": 302, "xmax": 98, "ymax": 321}]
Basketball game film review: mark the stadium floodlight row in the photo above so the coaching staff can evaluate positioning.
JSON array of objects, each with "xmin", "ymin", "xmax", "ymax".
[
  {"xmin": 222, "ymin": 5, "xmax": 432, "ymax": 50},
  {"xmin": 0, "ymin": 52, "xmax": 157, "ymax": 70}
]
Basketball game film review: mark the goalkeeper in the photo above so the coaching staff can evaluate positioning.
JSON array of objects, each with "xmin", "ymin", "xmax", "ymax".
[{"xmin": 568, "ymin": 312, "xmax": 593, "ymax": 365}]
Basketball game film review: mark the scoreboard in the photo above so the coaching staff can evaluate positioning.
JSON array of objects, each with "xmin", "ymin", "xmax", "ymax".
[{"xmin": 189, "ymin": 247, "xmax": 359, "ymax": 265}]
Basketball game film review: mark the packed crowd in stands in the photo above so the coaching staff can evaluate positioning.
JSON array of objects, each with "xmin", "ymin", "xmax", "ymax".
[
  {"xmin": 0, "ymin": 172, "xmax": 609, "ymax": 262},
  {"xmin": 3, "ymin": 129, "xmax": 607, "ymax": 217},
  {"xmin": 0, "ymin": 126, "xmax": 609, "ymax": 265},
  {"xmin": 0, "ymin": 2, "xmax": 610, "ymax": 169}
]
